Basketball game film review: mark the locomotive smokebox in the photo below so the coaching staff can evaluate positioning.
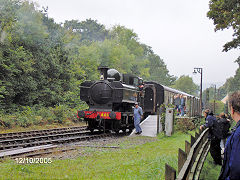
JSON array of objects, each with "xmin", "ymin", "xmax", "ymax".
[
  {"xmin": 98, "ymin": 66, "xmax": 109, "ymax": 80},
  {"xmin": 91, "ymin": 82, "xmax": 112, "ymax": 104}
]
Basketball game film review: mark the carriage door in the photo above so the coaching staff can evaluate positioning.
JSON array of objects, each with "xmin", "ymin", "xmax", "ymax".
[{"xmin": 143, "ymin": 84, "xmax": 156, "ymax": 113}]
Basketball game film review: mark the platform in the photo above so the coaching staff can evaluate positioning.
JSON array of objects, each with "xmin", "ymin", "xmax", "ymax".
[{"xmin": 130, "ymin": 115, "xmax": 162, "ymax": 137}]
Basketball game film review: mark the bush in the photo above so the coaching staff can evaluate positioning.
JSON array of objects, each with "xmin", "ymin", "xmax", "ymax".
[
  {"xmin": 175, "ymin": 118, "xmax": 195, "ymax": 133},
  {"xmin": 0, "ymin": 102, "xmax": 88, "ymax": 129},
  {"xmin": 52, "ymin": 105, "xmax": 68, "ymax": 124},
  {"xmin": 68, "ymin": 113, "xmax": 81, "ymax": 123},
  {"xmin": 0, "ymin": 115, "xmax": 15, "ymax": 128},
  {"xmin": 16, "ymin": 116, "xmax": 33, "ymax": 128}
]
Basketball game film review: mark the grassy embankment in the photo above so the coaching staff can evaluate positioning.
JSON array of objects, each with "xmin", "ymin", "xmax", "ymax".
[
  {"xmin": 0, "ymin": 132, "xmax": 193, "ymax": 179},
  {"xmin": 200, "ymin": 154, "xmax": 222, "ymax": 180},
  {"xmin": 200, "ymin": 119, "xmax": 236, "ymax": 180},
  {"xmin": 0, "ymin": 105, "xmax": 87, "ymax": 134}
]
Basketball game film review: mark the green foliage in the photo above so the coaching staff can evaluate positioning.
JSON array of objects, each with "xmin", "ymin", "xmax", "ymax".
[
  {"xmin": 207, "ymin": 0, "xmax": 240, "ymax": 97},
  {"xmin": 207, "ymin": 0, "xmax": 240, "ymax": 52},
  {"xmin": 0, "ymin": 105, "xmax": 85, "ymax": 128},
  {"xmin": 200, "ymin": 154, "xmax": 221, "ymax": 180},
  {"xmin": 171, "ymin": 75, "xmax": 199, "ymax": 95},
  {"xmin": 175, "ymin": 118, "xmax": 195, "ymax": 133},
  {"xmin": 0, "ymin": 114, "xmax": 15, "ymax": 128},
  {"xmin": 208, "ymin": 100, "xmax": 224, "ymax": 115},
  {"xmin": 216, "ymin": 67, "xmax": 240, "ymax": 99},
  {"xmin": 202, "ymin": 86, "xmax": 219, "ymax": 107},
  {"xmin": 64, "ymin": 18, "xmax": 109, "ymax": 42},
  {"xmin": 52, "ymin": 105, "xmax": 68, "ymax": 124},
  {"xmin": 226, "ymin": 68, "xmax": 240, "ymax": 92},
  {"xmin": 0, "ymin": 0, "xmax": 176, "ymax": 126},
  {"xmin": 146, "ymin": 52, "xmax": 176, "ymax": 86}
]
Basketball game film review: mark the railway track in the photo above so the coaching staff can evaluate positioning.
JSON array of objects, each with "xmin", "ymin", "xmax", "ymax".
[
  {"xmin": 0, "ymin": 126, "xmax": 125, "ymax": 159},
  {"xmin": 0, "ymin": 126, "xmax": 87, "ymax": 138}
]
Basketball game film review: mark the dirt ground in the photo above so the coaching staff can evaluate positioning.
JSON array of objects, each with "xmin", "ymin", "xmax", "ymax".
[{"xmin": 47, "ymin": 135, "xmax": 158, "ymax": 160}]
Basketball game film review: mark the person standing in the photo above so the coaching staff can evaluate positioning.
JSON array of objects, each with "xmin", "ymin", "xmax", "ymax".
[
  {"xmin": 134, "ymin": 102, "xmax": 143, "ymax": 134},
  {"xmin": 200, "ymin": 109, "xmax": 222, "ymax": 165},
  {"xmin": 217, "ymin": 113, "xmax": 231, "ymax": 151},
  {"xmin": 179, "ymin": 94, "xmax": 186, "ymax": 116},
  {"xmin": 219, "ymin": 91, "xmax": 240, "ymax": 180},
  {"xmin": 174, "ymin": 94, "xmax": 181, "ymax": 115}
]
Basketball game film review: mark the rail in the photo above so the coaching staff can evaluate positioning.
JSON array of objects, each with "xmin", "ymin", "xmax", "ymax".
[{"xmin": 165, "ymin": 128, "xmax": 210, "ymax": 180}]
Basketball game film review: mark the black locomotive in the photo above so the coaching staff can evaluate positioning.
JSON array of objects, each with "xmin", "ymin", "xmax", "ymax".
[
  {"xmin": 78, "ymin": 67, "xmax": 143, "ymax": 133},
  {"xmin": 78, "ymin": 67, "xmax": 201, "ymax": 133}
]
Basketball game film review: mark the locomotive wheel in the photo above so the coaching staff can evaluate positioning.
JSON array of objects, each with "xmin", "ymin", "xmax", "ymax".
[
  {"xmin": 90, "ymin": 129, "xmax": 94, "ymax": 134},
  {"xmin": 128, "ymin": 128, "xmax": 133, "ymax": 133},
  {"xmin": 114, "ymin": 129, "xmax": 119, "ymax": 134},
  {"xmin": 122, "ymin": 129, "xmax": 126, "ymax": 133},
  {"xmin": 113, "ymin": 121, "xmax": 120, "ymax": 134}
]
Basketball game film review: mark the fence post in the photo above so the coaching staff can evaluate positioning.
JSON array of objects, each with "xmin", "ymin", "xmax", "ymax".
[
  {"xmin": 165, "ymin": 163, "xmax": 176, "ymax": 180},
  {"xmin": 195, "ymin": 132, "xmax": 199, "ymax": 139},
  {"xmin": 191, "ymin": 135, "xmax": 196, "ymax": 146},
  {"xmin": 165, "ymin": 108, "xmax": 174, "ymax": 136},
  {"xmin": 185, "ymin": 140, "xmax": 191, "ymax": 155},
  {"xmin": 157, "ymin": 108, "xmax": 160, "ymax": 134},
  {"xmin": 178, "ymin": 148, "xmax": 187, "ymax": 173}
]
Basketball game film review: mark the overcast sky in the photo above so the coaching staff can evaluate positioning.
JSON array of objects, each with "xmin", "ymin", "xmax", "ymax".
[{"xmin": 32, "ymin": 0, "xmax": 239, "ymax": 88}]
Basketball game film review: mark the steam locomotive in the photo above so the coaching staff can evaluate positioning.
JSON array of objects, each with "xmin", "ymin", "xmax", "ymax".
[{"xmin": 78, "ymin": 67, "xmax": 201, "ymax": 133}]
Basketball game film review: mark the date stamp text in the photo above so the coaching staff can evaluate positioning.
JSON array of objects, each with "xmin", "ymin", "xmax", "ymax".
[{"xmin": 15, "ymin": 157, "xmax": 52, "ymax": 164}]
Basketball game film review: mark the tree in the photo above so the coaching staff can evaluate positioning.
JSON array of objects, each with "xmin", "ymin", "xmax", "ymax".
[
  {"xmin": 110, "ymin": 25, "xmax": 149, "ymax": 78},
  {"xmin": 145, "ymin": 51, "xmax": 176, "ymax": 86},
  {"xmin": 208, "ymin": 100, "xmax": 224, "ymax": 115},
  {"xmin": 64, "ymin": 19, "xmax": 109, "ymax": 42},
  {"xmin": 171, "ymin": 75, "xmax": 198, "ymax": 95},
  {"xmin": 0, "ymin": 0, "xmax": 19, "ymax": 35},
  {"xmin": 0, "ymin": 0, "xmax": 176, "ymax": 111},
  {"xmin": 0, "ymin": 0, "xmax": 76, "ymax": 109},
  {"xmin": 227, "ymin": 68, "xmax": 240, "ymax": 92},
  {"xmin": 207, "ymin": 0, "xmax": 240, "ymax": 52}
]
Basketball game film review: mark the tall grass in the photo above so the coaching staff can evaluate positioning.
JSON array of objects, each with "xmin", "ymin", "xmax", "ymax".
[{"xmin": 200, "ymin": 154, "xmax": 221, "ymax": 180}]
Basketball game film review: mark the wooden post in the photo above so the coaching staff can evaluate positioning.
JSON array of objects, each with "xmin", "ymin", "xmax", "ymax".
[
  {"xmin": 157, "ymin": 108, "xmax": 160, "ymax": 134},
  {"xmin": 165, "ymin": 163, "xmax": 176, "ymax": 180},
  {"xmin": 178, "ymin": 148, "xmax": 187, "ymax": 173},
  {"xmin": 185, "ymin": 140, "xmax": 191, "ymax": 155},
  {"xmin": 195, "ymin": 132, "xmax": 199, "ymax": 139},
  {"xmin": 191, "ymin": 135, "xmax": 196, "ymax": 146}
]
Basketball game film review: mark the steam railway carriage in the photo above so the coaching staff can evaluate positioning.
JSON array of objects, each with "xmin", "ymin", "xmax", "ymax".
[
  {"xmin": 144, "ymin": 82, "xmax": 201, "ymax": 117},
  {"xmin": 78, "ymin": 67, "xmax": 201, "ymax": 133}
]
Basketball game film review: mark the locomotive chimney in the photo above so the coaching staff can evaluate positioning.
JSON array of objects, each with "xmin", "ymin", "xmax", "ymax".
[{"xmin": 98, "ymin": 66, "xmax": 109, "ymax": 80}]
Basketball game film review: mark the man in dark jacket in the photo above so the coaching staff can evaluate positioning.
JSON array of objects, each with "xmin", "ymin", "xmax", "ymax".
[
  {"xmin": 219, "ymin": 91, "xmax": 240, "ymax": 180},
  {"xmin": 200, "ymin": 109, "xmax": 222, "ymax": 165}
]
